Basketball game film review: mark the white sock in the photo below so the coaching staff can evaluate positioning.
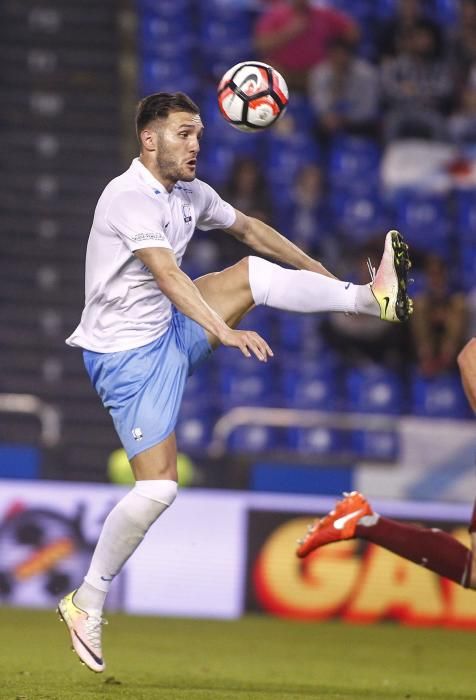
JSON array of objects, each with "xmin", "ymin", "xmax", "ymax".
[
  {"xmin": 248, "ymin": 256, "xmax": 379, "ymax": 317},
  {"xmin": 73, "ymin": 479, "xmax": 177, "ymax": 614},
  {"xmin": 358, "ymin": 513, "xmax": 380, "ymax": 527}
]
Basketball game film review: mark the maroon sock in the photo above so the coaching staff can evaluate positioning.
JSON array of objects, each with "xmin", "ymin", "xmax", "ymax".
[
  {"xmin": 356, "ymin": 516, "xmax": 472, "ymax": 588},
  {"xmin": 469, "ymin": 500, "xmax": 476, "ymax": 533}
]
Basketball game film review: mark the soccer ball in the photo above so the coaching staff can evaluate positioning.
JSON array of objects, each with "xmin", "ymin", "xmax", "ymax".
[{"xmin": 217, "ymin": 61, "xmax": 289, "ymax": 132}]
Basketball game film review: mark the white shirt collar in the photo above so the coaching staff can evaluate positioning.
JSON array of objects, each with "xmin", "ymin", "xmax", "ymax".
[{"xmin": 131, "ymin": 157, "xmax": 169, "ymax": 195}]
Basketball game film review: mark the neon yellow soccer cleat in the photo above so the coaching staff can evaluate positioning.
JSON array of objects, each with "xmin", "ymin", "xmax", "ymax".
[
  {"xmin": 369, "ymin": 229, "xmax": 413, "ymax": 322},
  {"xmin": 57, "ymin": 591, "xmax": 106, "ymax": 673}
]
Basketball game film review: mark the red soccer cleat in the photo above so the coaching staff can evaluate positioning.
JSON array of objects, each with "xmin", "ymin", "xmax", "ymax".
[{"xmin": 296, "ymin": 491, "xmax": 373, "ymax": 558}]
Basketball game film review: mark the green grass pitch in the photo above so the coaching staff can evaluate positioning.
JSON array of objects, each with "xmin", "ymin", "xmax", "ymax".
[{"xmin": 1, "ymin": 608, "xmax": 475, "ymax": 700}]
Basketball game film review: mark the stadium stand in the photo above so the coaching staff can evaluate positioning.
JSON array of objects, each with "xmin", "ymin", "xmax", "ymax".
[{"xmin": 1, "ymin": 0, "xmax": 475, "ymax": 485}]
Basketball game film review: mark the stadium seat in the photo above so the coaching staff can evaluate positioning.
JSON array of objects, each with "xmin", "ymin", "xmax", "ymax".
[
  {"xmin": 227, "ymin": 424, "xmax": 280, "ymax": 453},
  {"xmin": 351, "ymin": 429, "xmax": 399, "ymax": 460},
  {"xmin": 331, "ymin": 188, "xmax": 388, "ymax": 245},
  {"xmin": 137, "ymin": 0, "xmax": 192, "ymax": 18},
  {"xmin": 346, "ymin": 365, "xmax": 403, "ymax": 415},
  {"xmin": 176, "ymin": 412, "xmax": 214, "ymax": 452},
  {"xmin": 196, "ymin": 142, "xmax": 236, "ymax": 187},
  {"xmin": 455, "ymin": 190, "xmax": 476, "ymax": 242},
  {"xmin": 282, "ymin": 357, "xmax": 340, "ymax": 410},
  {"xmin": 139, "ymin": 14, "xmax": 194, "ymax": 54},
  {"xmin": 287, "ymin": 426, "xmax": 346, "ymax": 455},
  {"xmin": 282, "ymin": 92, "xmax": 316, "ymax": 132},
  {"xmin": 460, "ymin": 241, "xmax": 476, "ymax": 291},
  {"xmin": 276, "ymin": 313, "xmax": 324, "ymax": 353},
  {"xmin": 431, "ymin": 0, "xmax": 459, "ymax": 26},
  {"xmin": 140, "ymin": 57, "xmax": 198, "ymax": 95},
  {"xmin": 218, "ymin": 357, "xmax": 275, "ymax": 408},
  {"xmin": 328, "ymin": 136, "xmax": 381, "ymax": 193},
  {"xmin": 265, "ymin": 132, "xmax": 320, "ymax": 195},
  {"xmin": 411, "ymin": 370, "xmax": 472, "ymax": 418},
  {"xmin": 394, "ymin": 190, "xmax": 451, "ymax": 256}
]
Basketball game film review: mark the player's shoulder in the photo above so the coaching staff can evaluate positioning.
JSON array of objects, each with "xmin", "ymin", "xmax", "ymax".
[
  {"xmin": 173, "ymin": 177, "xmax": 218, "ymax": 203},
  {"xmin": 102, "ymin": 168, "xmax": 160, "ymax": 209}
]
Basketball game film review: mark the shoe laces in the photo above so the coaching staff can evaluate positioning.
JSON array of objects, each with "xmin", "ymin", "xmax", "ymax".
[
  {"xmin": 366, "ymin": 258, "xmax": 376, "ymax": 284},
  {"xmin": 84, "ymin": 615, "xmax": 107, "ymax": 650}
]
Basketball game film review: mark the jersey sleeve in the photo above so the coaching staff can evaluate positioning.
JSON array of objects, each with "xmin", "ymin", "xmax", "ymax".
[
  {"xmin": 106, "ymin": 190, "xmax": 173, "ymax": 252},
  {"xmin": 194, "ymin": 180, "xmax": 236, "ymax": 231}
]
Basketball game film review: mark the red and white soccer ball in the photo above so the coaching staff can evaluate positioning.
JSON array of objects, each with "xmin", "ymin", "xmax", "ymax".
[{"xmin": 217, "ymin": 61, "xmax": 289, "ymax": 132}]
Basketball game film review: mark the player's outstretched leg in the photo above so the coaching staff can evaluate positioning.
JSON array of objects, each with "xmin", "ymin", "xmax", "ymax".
[
  {"xmin": 57, "ymin": 591, "xmax": 106, "ymax": 673},
  {"xmin": 297, "ymin": 491, "xmax": 474, "ymax": 588},
  {"xmin": 247, "ymin": 230, "xmax": 413, "ymax": 321}
]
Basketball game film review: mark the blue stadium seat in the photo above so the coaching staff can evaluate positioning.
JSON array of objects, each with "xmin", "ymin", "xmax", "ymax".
[
  {"xmin": 277, "ymin": 313, "xmax": 324, "ymax": 353},
  {"xmin": 227, "ymin": 425, "xmax": 281, "ymax": 453},
  {"xmin": 287, "ymin": 426, "xmax": 346, "ymax": 455},
  {"xmin": 331, "ymin": 189, "xmax": 388, "ymax": 245},
  {"xmin": 456, "ymin": 190, "xmax": 476, "ymax": 242},
  {"xmin": 373, "ymin": 0, "xmax": 398, "ymax": 19},
  {"xmin": 219, "ymin": 361, "xmax": 275, "ymax": 408},
  {"xmin": 137, "ymin": 0, "xmax": 192, "ymax": 18},
  {"xmin": 140, "ymin": 57, "xmax": 198, "ymax": 95},
  {"xmin": 282, "ymin": 92, "xmax": 316, "ymax": 132},
  {"xmin": 351, "ymin": 429, "xmax": 399, "ymax": 460},
  {"xmin": 139, "ymin": 13, "xmax": 194, "ymax": 53},
  {"xmin": 282, "ymin": 358, "xmax": 339, "ymax": 410},
  {"xmin": 196, "ymin": 142, "xmax": 236, "ymax": 187},
  {"xmin": 346, "ymin": 365, "xmax": 403, "ymax": 415},
  {"xmin": 431, "ymin": 0, "xmax": 459, "ymax": 26},
  {"xmin": 411, "ymin": 371, "xmax": 472, "ymax": 418},
  {"xmin": 265, "ymin": 132, "xmax": 320, "ymax": 194},
  {"xmin": 328, "ymin": 136, "xmax": 381, "ymax": 193},
  {"xmin": 394, "ymin": 190, "xmax": 451, "ymax": 256},
  {"xmin": 460, "ymin": 241, "xmax": 476, "ymax": 291},
  {"xmin": 176, "ymin": 412, "xmax": 214, "ymax": 452}
]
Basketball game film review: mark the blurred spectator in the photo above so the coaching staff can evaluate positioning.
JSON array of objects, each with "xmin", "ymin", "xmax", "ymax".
[
  {"xmin": 448, "ymin": 0, "xmax": 476, "ymax": 89},
  {"xmin": 285, "ymin": 163, "xmax": 336, "ymax": 261},
  {"xmin": 381, "ymin": 20, "xmax": 454, "ymax": 141},
  {"xmin": 253, "ymin": 0, "xmax": 358, "ymax": 92},
  {"xmin": 376, "ymin": 0, "xmax": 433, "ymax": 60},
  {"xmin": 449, "ymin": 67, "xmax": 476, "ymax": 143},
  {"xmin": 308, "ymin": 37, "xmax": 380, "ymax": 141},
  {"xmin": 219, "ymin": 156, "xmax": 272, "ymax": 265},
  {"xmin": 221, "ymin": 156, "xmax": 272, "ymax": 223},
  {"xmin": 411, "ymin": 254, "xmax": 468, "ymax": 377}
]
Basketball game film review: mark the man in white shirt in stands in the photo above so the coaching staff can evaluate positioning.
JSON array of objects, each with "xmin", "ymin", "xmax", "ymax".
[{"xmin": 58, "ymin": 91, "xmax": 412, "ymax": 672}]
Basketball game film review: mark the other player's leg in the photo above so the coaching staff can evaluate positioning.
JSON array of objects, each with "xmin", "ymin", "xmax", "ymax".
[{"xmin": 296, "ymin": 491, "xmax": 475, "ymax": 589}]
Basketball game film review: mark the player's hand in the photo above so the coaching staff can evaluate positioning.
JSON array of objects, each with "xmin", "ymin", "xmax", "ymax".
[{"xmin": 219, "ymin": 327, "xmax": 274, "ymax": 362}]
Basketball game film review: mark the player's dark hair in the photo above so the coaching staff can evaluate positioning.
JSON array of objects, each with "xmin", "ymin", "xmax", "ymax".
[{"xmin": 135, "ymin": 92, "xmax": 200, "ymax": 142}]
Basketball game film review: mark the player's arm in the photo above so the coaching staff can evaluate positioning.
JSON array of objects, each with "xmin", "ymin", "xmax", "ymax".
[
  {"xmin": 457, "ymin": 338, "xmax": 476, "ymax": 412},
  {"xmin": 134, "ymin": 247, "xmax": 272, "ymax": 361},
  {"xmin": 226, "ymin": 209, "xmax": 337, "ymax": 279}
]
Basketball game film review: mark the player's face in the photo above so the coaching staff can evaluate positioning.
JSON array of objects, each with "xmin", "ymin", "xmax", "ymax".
[{"xmin": 155, "ymin": 111, "xmax": 204, "ymax": 184}]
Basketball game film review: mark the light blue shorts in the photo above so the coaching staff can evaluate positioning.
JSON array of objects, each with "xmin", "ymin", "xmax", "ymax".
[{"xmin": 83, "ymin": 309, "xmax": 212, "ymax": 460}]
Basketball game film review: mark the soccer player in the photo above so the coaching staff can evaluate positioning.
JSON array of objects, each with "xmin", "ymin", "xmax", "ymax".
[
  {"xmin": 57, "ymin": 92, "xmax": 412, "ymax": 672},
  {"xmin": 297, "ymin": 337, "xmax": 476, "ymax": 590}
]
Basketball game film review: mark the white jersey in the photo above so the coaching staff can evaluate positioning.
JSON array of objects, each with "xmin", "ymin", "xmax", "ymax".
[{"xmin": 66, "ymin": 158, "xmax": 236, "ymax": 352}]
